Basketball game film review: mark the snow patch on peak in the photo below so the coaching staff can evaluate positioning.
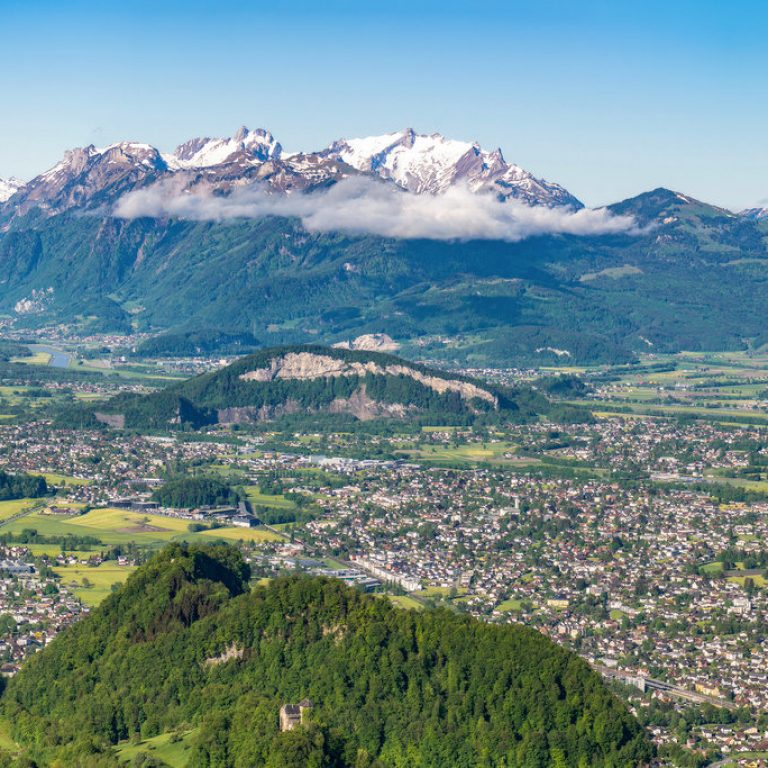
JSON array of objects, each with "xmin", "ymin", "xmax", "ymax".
[
  {"xmin": 327, "ymin": 129, "xmax": 479, "ymax": 193},
  {"xmin": 167, "ymin": 126, "xmax": 282, "ymax": 169},
  {"xmin": 0, "ymin": 177, "xmax": 25, "ymax": 203},
  {"xmin": 324, "ymin": 129, "xmax": 580, "ymax": 207},
  {"xmin": 740, "ymin": 207, "xmax": 768, "ymax": 221}
]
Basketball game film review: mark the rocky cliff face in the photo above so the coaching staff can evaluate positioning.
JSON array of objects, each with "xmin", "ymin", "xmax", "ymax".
[{"xmin": 238, "ymin": 351, "xmax": 498, "ymax": 407}]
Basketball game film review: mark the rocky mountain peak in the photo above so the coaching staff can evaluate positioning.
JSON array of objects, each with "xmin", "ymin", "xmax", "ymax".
[{"xmin": 0, "ymin": 177, "xmax": 26, "ymax": 203}]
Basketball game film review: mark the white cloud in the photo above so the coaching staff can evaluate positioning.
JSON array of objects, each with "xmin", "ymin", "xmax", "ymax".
[{"xmin": 113, "ymin": 177, "xmax": 639, "ymax": 242}]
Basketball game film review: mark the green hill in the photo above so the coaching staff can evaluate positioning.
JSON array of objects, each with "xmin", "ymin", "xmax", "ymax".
[
  {"xmin": 60, "ymin": 345, "xmax": 584, "ymax": 430},
  {"xmin": 1, "ymin": 543, "xmax": 653, "ymax": 767}
]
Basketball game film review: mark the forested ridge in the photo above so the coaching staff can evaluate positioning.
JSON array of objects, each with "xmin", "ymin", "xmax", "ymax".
[
  {"xmin": 4, "ymin": 188, "xmax": 768, "ymax": 364},
  {"xmin": 56, "ymin": 345, "xmax": 587, "ymax": 430},
  {"xmin": 1, "ymin": 544, "xmax": 652, "ymax": 767}
]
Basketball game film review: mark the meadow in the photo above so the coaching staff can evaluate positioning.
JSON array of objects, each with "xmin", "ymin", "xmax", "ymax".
[
  {"xmin": 116, "ymin": 729, "xmax": 197, "ymax": 767},
  {"xmin": 0, "ymin": 507, "xmax": 280, "ymax": 549},
  {"xmin": 243, "ymin": 486, "xmax": 296, "ymax": 509},
  {"xmin": 0, "ymin": 499, "xmax": 42, "ymax": 521},
  {"xmin": 52, "ymin": 562, "xmax": 138, "ymax": 606}
]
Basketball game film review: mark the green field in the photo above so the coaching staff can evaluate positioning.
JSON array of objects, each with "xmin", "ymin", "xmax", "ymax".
[
  {"xmin": 189, "ymin": 526, "xmax": 281, "ymax": 544},
  {"xmin": 42, "ymin": 472, "xmax": 90, "ymax": 486},
  {"xmin": 386, "ymin": 595, "xmax": 424, "ymax": 610},
  {"xmin": 567, "ymin": 351, "xmax": 768, "ymax": 427},
  {"xmin": 728, "ymin": 574, "xmax": 768, "ymax": 588},
  {"xmin": 397, "ymin": 442, "xmax": 539, "ymax": 467},
  {"xmin": 10, "ymin": 351, "xmax": 52, "ymax": 366},
  {"xmin": 0, "ymin": 498, "xmax": 43, "ymax": 521},
  {"xmin": 27, "ymin": 545, "xmax": 99, "ymax": 559},
  {"xmin": 244, "ymin": 487, "xmax": 296, "ymax": 509},
  {"xmin": 0, "ymin": 507, "xmax": 279, "ymax": 549},
  {"xmin": 53, "ymin": 562, "xmax": 138, "ymax": 606},
  {"xmin": 116, "ymin": 729, "xmax": 197, "ymax": 767},
  {"xmin": 496, "ymin": 598, "xmax": 523, "ymax": 612}
]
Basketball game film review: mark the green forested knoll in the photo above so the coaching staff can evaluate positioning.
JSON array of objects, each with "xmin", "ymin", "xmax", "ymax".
[
  {"xmin": 60, "ymin": 345, "xmax": 586, "ymax": 429},
  {"xmin": 152, "ymin": 476, "xmax": 238, "ymax": 508},
  {"xmin": 2, "ymin": 544, "xmax": 652, "ymax": 767}
]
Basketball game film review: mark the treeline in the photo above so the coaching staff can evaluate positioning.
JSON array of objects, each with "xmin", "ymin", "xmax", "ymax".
[
  {"xmin": 0, "ymin": 528, "xmax": 101, "ymax": 549},
  {"xmin": 2, "ymin": 544, "xmax": 653, "ymax": 767},
  {"xmin": 152, "ymin": 476, "xmax": 239, "ymax": 508},
  {"xmin": 0, "ymin": 342, "xmax": 30, "ymax": 362},
  {"xmin": 715, "ymin": 546, "xmax": 768, "ymax": 571},
  {"xmin": 0, "ymin": 470, "xmax": 47, "ymax": 500},
  {"xmin": 136, "ymin": 330, "xmax": 260, "ymax": 358}
]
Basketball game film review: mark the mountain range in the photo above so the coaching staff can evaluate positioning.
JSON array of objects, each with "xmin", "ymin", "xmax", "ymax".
[
  {"xmin": 0, "ymin": 126, "xmax": 578, "ymax": 224},
  {"xmin": 1, "ymin": 126, "xmax": 768, "ymax": 365}
]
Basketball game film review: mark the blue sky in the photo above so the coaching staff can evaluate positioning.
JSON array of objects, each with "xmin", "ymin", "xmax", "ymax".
[{"xmin": 2, "ymin": 0, "xmax": 767, "ymax": 209}]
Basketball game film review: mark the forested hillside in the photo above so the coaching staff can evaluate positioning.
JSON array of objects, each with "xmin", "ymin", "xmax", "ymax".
[
  {"xmin": 1, "ymin": 543, "xmax": 653, "ymax": 767},
  {"xmin": 2, "ymin": 186, "xmax": 768, "ymax": 364},
  {"xmin": 58, "ymin": 345, "xmax": 587, "ymax": 429}
]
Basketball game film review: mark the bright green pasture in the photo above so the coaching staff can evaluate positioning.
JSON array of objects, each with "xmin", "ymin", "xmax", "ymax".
[
  {"xmin": 0, "ymin": 498, "xmax": 42, "ymax": 521},
  {"xmin": 116, "ymin": 729, "xmax": 198, "ymax": 767},
  {"xmin": 53, "ymin": 562, "xmax": 137, "ymax": 606},
  {"xmin": 496, "ymin": 598, "xmax": 523, "ymax": 612},
  {"xmin": 42, "ymin": 472, "xmax": 90, "ymax": 486},
  {"xmin": 244, "ymin": 487, "xmax": 296, "ymax": 509}
]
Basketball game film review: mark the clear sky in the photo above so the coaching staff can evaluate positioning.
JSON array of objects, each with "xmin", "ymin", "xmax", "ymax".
[{"xmin": 2, "ymin": 0, "xmax": 767, "ymax": 210}]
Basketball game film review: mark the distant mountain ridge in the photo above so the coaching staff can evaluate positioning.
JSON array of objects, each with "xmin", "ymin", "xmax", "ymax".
[
  {"xmin": 3, "ymin": 127, "xmax": 768, "ymax": 365},
  {"xmin": 0, "ymin": 125, "xmax": 580, "ymax": 225}
]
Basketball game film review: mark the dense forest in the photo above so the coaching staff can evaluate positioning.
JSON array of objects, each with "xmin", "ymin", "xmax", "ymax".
[
  {"xmin": 2, "ymin": 544, "xmax": 652, "ymax": 767},
  {"xmin": 152, "ymin": 476, "xmax": 239, "ymax": 508},
  {"xmin": 136, "ymin": 331, "xmax": 260, "ymax": 358},
  {"xmin": 0, "ymin": 470, "xmax": 47, "ymax": 500}
]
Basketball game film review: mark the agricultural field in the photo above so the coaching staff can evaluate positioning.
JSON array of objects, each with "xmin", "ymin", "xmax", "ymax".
[
  {"xmin": 52, "ymin": 562, "xmax": 138, "ymax": 606},
  {"xmin": 10, "ymin": 351, "xmax": 52, "ymax": 366},
  {"xmin": 0, "ymin": 506, "xmax": 282, "ymax": 550},
  {"xmin": 396, "ymin": 441, "xmax": 539, "ymax": 467},
  {"xmin": 564, "ymin": 351, "xmax": 768, "ymax": 426},
  {"xmin": 385, "ymin": 594, "xmax": 424, "ymax": 610},
  {"xmin": 243, "ymin": 487, "xmax": 296, "ymax": 509},
  {"xmin": 41, "ymin": 472, "xmax": 90, "ymax": 487},
  {"xmin": 188, "ymin": 526, "xmax": 281, "ymax": 544},
  {"xmin": 496, "ymin": 598, "xmax": 523, "ymax": 612},
  {"xmin": 0, "ymin": 498, "xmax": 43, "ymax": 521}
]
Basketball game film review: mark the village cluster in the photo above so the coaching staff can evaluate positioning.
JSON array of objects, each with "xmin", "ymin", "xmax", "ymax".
[{"xmin": 0, "ymin": 414, "xmax": 766, "ymax": 762}]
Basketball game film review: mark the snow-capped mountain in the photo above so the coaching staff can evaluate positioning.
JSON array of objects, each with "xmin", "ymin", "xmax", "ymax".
[
  {"xmin": 0, "ymin": 126, "xmax": 583, "ymax": 223},
  {"xmin": 165, "ymin": 126, "xmax": 282, "ymax": 169},
  {"xmin": 740, "ymin": 207, "xmax": 768, "ymax": 220},
  {"xmin": 323, "ymin": 128, "xmax": 580, "ymax": 208},
  {"xmin": 0, "ymin": 177, "xmax": 25, "ymax": 203},
  {"xmin": 7, "ymin": 142, "xmax": 166, "ymax": 219}
]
